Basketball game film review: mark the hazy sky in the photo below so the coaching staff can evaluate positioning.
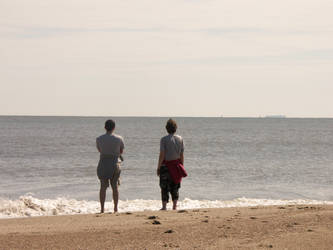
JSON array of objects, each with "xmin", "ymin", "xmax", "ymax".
[{"xmin": 1, "ymin": 0, "xmax": 333, "ymax": 117}]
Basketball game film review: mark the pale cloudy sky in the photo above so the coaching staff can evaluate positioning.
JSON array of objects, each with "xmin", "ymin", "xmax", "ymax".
[{"xmin": 1, "ymin": 0, "xmax": 333, "ymax": 117}]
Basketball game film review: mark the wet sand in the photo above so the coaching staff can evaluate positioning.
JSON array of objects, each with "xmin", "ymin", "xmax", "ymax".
[{"xmin": 1, "ymin": 205, "xmax": 333, "ymax": 249}]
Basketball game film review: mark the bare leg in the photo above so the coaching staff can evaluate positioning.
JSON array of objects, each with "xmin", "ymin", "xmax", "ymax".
[
  {"xmin": 161, "ymin": 188, "xmax": 168, "ymax": 210},
  {"xmin": 172, "ymin": 200, "xmax": 178, "ymax": 210},
  {"xmin": 161, "ymin": 201, "xmax": 167, "ymax": 210},
  {"xmin": 99, "ymin": 186, "xmax": 107, "ymax": 213},
  {"xmin": 112, "ymin": 186, "xmax": 119, "ymax": 213}
]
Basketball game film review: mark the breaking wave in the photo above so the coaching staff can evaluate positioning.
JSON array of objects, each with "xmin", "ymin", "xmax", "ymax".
[{"xmin": 1, "ymin": 195, "xmax": 332, "ymax": 219}]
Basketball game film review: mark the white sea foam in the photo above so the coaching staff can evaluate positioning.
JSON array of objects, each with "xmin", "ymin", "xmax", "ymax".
[{"xmin": 1, "ymin": 195, "xmax": 333, "ymax": 219}]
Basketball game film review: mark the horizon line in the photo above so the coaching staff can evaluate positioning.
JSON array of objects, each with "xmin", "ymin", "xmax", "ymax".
[{"xmin": 0, "ymin": 114, "xmax": 333, "ymax": 119}]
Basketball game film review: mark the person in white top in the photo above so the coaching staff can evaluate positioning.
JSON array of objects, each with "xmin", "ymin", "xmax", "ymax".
[{"xmin": 157, "ymin": 119, "xmax": 185, "ymax": 210}]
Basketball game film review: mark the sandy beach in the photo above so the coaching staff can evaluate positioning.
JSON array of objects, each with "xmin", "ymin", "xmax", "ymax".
[{"xmin": 1, "ymin": 205, "xmax": 333, "ymax": 249}]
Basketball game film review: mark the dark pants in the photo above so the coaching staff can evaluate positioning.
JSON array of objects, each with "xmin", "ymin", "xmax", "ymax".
[{"xmin": 159, "ymin": 165, "xmax": 180, "ymax": 202}]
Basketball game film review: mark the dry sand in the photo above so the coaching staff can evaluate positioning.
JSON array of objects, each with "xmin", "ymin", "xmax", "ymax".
[{"xmin": 1, "ymin": 205, "xmax": 333, "ymax": 249}]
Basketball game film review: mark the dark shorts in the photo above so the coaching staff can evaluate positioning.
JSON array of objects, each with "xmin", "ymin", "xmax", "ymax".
[
  {"xmin": 99, "ymin": 164, "xmax": 121, "ymax": 190},
  {"xmin": 159, "ymin": 165, "xmax": 180, "ymax": 202}
]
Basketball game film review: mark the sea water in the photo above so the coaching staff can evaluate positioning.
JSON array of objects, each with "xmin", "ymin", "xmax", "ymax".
[{"xmin": 0, "ymin": 116, "xmax": 333, "ymax": 218}]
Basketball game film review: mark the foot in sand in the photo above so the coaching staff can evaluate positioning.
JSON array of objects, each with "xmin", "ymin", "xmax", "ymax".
[{"xmin": 172, "ymin": 200, "xmax": 178, "ymax": 210}]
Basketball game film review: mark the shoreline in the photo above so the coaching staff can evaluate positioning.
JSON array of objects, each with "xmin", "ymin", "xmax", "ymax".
[
  {"xmin": 2, "ymin": 195, "xmax": 333, "ymax": 219},
  {"xmin": 1, "ymin": 205, "xmax": 333, "ymax": 249}
]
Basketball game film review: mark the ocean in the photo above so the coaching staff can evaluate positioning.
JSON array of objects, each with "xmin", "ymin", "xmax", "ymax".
[{"xmin": 1, "ymin": 116, "xmax": 333, "ymax": 218}]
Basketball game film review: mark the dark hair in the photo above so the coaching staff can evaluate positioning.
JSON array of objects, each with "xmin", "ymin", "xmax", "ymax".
[
  {"xmin": 105, "ymin": 119, "xmax": 115, "ymax": 132},
  {"xmin": 166, "ymin": 119, "xmax": 177, "ymax": 134}
]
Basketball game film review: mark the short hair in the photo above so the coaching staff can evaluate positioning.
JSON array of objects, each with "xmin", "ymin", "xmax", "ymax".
[
  {"xmin": 105, "ymin": 119, "xmax": 115, "ymax": 132},
  {"xmin": 166, "ymin": 119, "xmax": 177, "ymax": 134}
]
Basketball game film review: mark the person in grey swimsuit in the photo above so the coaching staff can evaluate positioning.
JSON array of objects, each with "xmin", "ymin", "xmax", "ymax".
[{"xmin": 96, "ymin": 119, "xmax": 124, "ymax": 213}]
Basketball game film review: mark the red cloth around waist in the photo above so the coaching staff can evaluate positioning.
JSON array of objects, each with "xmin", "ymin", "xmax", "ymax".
[{"xmin": 163, "ymin": 159, "xmax": 187, "ymax": 184}]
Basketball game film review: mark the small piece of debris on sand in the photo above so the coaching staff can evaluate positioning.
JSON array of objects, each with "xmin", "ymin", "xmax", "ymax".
[{"xmin": 178, "ymin": 210, "xmax": 187, "ymax": 213}]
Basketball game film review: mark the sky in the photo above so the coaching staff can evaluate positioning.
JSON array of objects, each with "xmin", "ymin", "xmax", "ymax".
[{"xmin": 1, "ymin": 0, "xmax": 333, "ymax": 117}]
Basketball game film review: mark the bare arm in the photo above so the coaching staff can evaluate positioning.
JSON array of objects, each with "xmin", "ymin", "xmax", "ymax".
[
  {"xmin": 180, "ymin": 152, "xmax": 184, "ymax": 165},
  {"xmin": 96, "ymin": 141, "xmax": 101, "ymax": 153},
  {"xmin": 157, "ymin": 151, "xmax": 165, "ymax": 176},
  {"xmin": 119, "ymin": 137, "xmax": 124, "ymax": 156}
]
